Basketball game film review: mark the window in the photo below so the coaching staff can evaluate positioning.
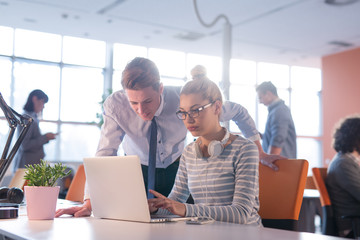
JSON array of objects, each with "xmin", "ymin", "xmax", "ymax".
[
  {"xmin": 54, "ymin": 124, "xmax": 100, "ymax": 162},
  {"xmin": 0, "ymin": 26, "xmax": 13, "ymax": 56},
  {"xmin": 258, "ymin": 62, "xmax": 290, "ymax": 89},
  {"xmin": 291, "ymin": 67, "xmax": 322, "ymax": 136},
  {"xmin": 113, "ymin": 43, "xmax": 147, "ymax": 71},
  {"xmin": 229, "ymin": 59, "xmax": 257, "ymax": 133},
  {"xmin": 149, "ymin": 48, "xmax": 186, "ymax": 80},
  {"xmin": 61, "ymin": 67, "xmax": 103, "ymax": 122},
  {"xmin": 12, "ymin": 61, "xmax": 60, "ymax": 120},
  {"xmin": 63, "ymin": 36, "xmax": 106, "ymax": 68},
  {"xmin": 1, "ymin": 26, "xmax": 103, "ymax": 163},
  {"xmin": 187, "ymin": 53, "xmax": 221, "ymax": 84},
  {"xmin": 14, "ymin": 29, "xmax": 61, "ymax": 62},
  {"xmin": 112, "ymin": 44, "xmax": 147, "ymax": 90},
  {"xmin": 0, "ymin": 58, "xmax": 12, "ymax": 107}
]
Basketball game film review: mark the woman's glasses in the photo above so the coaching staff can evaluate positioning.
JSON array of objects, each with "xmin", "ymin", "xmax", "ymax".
[{"xmin": 176, "ymin": 102, "xmax": 213, "ymax": 120}]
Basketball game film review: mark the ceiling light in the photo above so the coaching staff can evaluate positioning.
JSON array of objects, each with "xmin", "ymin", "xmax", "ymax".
[
  {"xmin": 328, "ymin": 41, "xmax": 353, "ymax": 47},
  {"xmin": 325, "ymin": 0, "xmax": 358, "ymax": 5}
]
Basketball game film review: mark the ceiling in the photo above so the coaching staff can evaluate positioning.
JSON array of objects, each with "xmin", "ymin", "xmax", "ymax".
[{"xmin": 1, "ymin": 0, "xmax": 360, "ymax": 68}]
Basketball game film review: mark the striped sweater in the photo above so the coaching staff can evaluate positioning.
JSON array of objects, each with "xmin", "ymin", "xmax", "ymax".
[{"xmin": 158, "ymin": 136, "xmax": 261, "ymax": 225}]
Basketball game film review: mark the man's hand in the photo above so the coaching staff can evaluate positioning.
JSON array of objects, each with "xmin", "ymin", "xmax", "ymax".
[
  {"xmin": 147, "ymin": 190, "xmax": 186, "ymax": 217},
  {"xmin": 55, "ymin": 199, "xmax": 92, "ymax": 218},
  {"xmin": 259, "ymin": 152, "xmax": 286, "ymax": 171}
]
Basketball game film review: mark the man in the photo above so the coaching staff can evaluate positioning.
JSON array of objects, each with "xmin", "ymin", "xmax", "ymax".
[
  {"xmin": 256, "ymin": 81, "xmax": 297, "ymax": 158},
  {"xmin": 56, "ymin": 58, "xmax": 279, "ymax": 217}
]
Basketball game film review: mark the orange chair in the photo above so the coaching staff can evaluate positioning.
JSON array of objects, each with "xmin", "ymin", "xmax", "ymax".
[
  {"xmin": 259, "ymin": 159, "xmax": 308, "ymax": 231},
  {"xmin": 312, "ymin": 167, "xmax": 360, "ymax": 237},
  {"xmin": 311, "ymin": 168, "xmax": 336, "ymax": 235},
  {"xmin": 305, "ymin": 176, "xmax": 317, "ymax": 190},
  {"xmin": 9, "ymin": 168, "xmax": 27, "ymax": 189},
  {"xmin": 65, "ymin": 165, "xmax": 86, "ymax": 202}
]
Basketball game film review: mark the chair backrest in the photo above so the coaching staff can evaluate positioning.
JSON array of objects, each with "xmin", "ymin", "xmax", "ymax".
[
  {"xmin": 312, "ymin": 168, "xmax": 331, "ymax": 207},
  {"xmin": 65, "ymin": 164, "xmax": 86, "ymax": 202},
  {"xmin": 8, "ymin": 168, "xmax": 27, "ymax": 189},
  {"xmin": 312, "ymin": 167, "xmax": 337, "ymax": 236},
  {"xmin": 305, "ymin": 176, "xmax": 317, "ymax": 189},
  {"xmin": 258, "ymin": 159, "xmax": 308, "ymax": 230}
]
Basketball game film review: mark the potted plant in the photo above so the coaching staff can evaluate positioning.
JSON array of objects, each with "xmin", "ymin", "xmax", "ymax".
[{"xmin": 24, "ymin": 159, "xmax": 71, "ymax": 220}]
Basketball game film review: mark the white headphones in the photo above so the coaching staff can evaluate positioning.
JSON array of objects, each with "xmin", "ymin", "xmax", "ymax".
[{"xmin": 194, "ymin": 128, "xmax": 230, "ymax": 158}]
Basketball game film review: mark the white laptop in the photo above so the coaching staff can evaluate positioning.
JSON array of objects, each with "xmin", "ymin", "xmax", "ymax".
[{"xmin": 83, "ymin": 155, "xmax": 195, "ymax": 223}]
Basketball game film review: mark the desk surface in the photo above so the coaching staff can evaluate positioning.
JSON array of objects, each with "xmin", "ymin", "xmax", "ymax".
[{"xmin": 0, "ymin": 201, "xmax": 342, "ymax": 240}]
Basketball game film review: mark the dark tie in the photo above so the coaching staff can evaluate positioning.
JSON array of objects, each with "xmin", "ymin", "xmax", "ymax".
[{"xmin": 147, "ymin": 118, "xmax": 157, "ymax": 199}]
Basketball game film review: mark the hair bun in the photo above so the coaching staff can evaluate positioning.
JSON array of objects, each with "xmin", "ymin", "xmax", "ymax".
[{"xmin": 190, "ymin": 65, "xmax": 207, "ymax": 81}]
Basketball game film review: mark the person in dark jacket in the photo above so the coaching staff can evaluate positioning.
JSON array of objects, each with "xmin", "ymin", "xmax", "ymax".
[
  {"xmin": 13, "ymin": 89, "xmax": 57, "ymax": 172},
  {"xmin": 326, "ymin": 115, "xmax": 360, "ymax": 238}
]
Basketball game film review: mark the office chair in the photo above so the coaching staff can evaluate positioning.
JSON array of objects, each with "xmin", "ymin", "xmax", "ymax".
[
  {"xmin": 305, "ymin": 176, "xmax": 317, "ymax": 190},
  {"xmin": 312, "ymin": 167, "xmax": 360, "ymax": 238},
  {"xmin": 312, "ymin": 167, "xmax": 337, "ymax": 236},
  {"xmin": 258, "ymin": 159, "xmax": 308, "ymax": 231},
  {"xmin": 65, "ymin": 164, "xmax": 86, "ymax": 202}
]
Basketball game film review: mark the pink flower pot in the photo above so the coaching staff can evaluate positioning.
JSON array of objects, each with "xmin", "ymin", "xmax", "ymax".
[{"xmin": 24, "ymin": 186, "xmax": 60, "ymax": 220}]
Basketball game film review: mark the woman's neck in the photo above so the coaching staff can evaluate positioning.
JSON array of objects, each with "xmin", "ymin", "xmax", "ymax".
[{"xmin": 200, "ymin": 125, "xmax": 225, "ymax": 147}]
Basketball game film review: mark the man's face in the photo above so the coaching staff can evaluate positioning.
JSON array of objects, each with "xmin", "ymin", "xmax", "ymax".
[
  {"xmin": 257, "ymin": 91, "xmax": 272, "ymax": 106},
  {"xmin": 126, "ymin": 84, "xmax": 163, "ymax": 121}
]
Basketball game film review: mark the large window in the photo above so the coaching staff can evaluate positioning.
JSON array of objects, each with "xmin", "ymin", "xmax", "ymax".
[
  {"xmin": 14, "ymin": 29, "xmax": 62, "ymax": 62},
  {"xmin": 0, "ymin": 27, "xmax": 105, "ymax": 164},
  {"xmin": 0, "ymin": 25, "xmax": 323, "ymax": 173},
  {"xmin": 0, "ymin": 26, "xmax": 14, "ymax": 56}
]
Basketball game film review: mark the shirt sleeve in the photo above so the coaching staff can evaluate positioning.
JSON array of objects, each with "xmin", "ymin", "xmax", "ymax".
[
  {"xmin": 95, "ymin": 98, "xmax": 126, "ymax": 156},
  {"xmin": 156, "ymin": 154, "xmax": 190, "ymax": 215},
  {"xmin": 221, "ymin": 101, "xmax": 260, "ymax": 141},
  {"xmin": 184, "ymin": 142, "xmax": 260, "ymax": 224}
]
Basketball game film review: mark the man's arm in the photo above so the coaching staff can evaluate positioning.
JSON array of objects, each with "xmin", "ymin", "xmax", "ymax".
[
  {"xmin": 269, "ymin": 146, "xmax": 282, "ymax": 155},
  {"xmin": 222, "ymin": 101, "xmax": 282, "ymax": 170}
]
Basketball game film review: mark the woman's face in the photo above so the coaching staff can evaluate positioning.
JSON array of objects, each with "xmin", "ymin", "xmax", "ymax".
[
  {"xmin": 179, "ymin": 93, "xmax": 220, "ymax": 137},
  {"xmin": 32, "ymin": 96, "xmax": 46, "ymax": 114}
]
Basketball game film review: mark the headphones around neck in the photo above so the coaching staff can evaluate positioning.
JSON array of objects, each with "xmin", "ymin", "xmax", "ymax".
[{"xmin": 194, "ymin": 128, "xmax": 230, "ymax": 158}]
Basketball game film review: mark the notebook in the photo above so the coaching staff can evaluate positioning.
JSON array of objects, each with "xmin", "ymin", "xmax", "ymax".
[{"xmin": 83, "ymin": 155, "xmax": 195, "ymax": 223}]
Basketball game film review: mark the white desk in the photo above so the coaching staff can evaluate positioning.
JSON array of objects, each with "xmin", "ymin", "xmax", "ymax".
[{"xmin": 0, "ymin": 202, "xmax": 343, "ymax": 240}]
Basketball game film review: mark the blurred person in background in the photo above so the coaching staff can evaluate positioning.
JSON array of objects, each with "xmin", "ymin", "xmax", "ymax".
[
  {"xmin": 326, "ymin": 115, "xmax": 360, "ymax": 238},
  {"xmin": 13, "ymin": 89, "xmax": 57, "ymax": 172},
  {"xmin": 256, "ymin": 81, "xmax": 296, "ymax": 159}
]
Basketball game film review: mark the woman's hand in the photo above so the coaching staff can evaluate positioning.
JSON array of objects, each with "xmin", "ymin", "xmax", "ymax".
[
  {"xmin": 55, "ymin": 199, "xmax": 92, "ymax": 218},
  {"xmin": 147, "ymin": 190, "xmax": 186, "ymax": 217}
]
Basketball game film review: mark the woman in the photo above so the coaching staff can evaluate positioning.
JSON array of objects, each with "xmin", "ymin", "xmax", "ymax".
[
  {"xmin": 326, "ymin": 115, "xmax": 360, "ymax": 238},
  {"xmin": 148, "ymin": 77, "xmax": 261, "ymax": 225},
  {"xmin": 13, "ymin": 89, "xmax": 57, "ymax": 171}
]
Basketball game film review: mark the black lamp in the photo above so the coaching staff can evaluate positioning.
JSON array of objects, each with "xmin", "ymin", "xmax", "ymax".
[{"xmin": 0, "ymin": 92, "xmax": 33, "ymax": 218}]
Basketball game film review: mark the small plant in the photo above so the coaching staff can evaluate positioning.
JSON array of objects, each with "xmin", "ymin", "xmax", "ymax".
[{"xmin": 24, "ymin": 159, "xmax": 71, "ymax": 187}]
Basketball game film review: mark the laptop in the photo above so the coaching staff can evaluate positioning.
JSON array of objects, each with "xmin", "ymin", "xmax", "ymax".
[{"xmin": 83, "ymin": 155, "xmax": 196, "ymax": 223}]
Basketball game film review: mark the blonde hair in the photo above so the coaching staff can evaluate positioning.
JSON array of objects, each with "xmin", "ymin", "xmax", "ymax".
[
  {"xmin": 182, "ymin": 66, "xmax": 222, "ymax": 104},
  {"xmin": 190, "ymin": 65, "xmax": 207, "ymax": 81}
]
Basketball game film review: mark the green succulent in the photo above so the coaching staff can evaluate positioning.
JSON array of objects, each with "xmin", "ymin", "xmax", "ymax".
[{"xmin": 24, "ymin": 159, "xmax": 71, "ymax": 187}]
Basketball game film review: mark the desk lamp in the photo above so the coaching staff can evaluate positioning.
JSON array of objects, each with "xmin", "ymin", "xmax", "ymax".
[{"xmin": 0, "ymin": 92, "xmax": 33, "ymax": 218}]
